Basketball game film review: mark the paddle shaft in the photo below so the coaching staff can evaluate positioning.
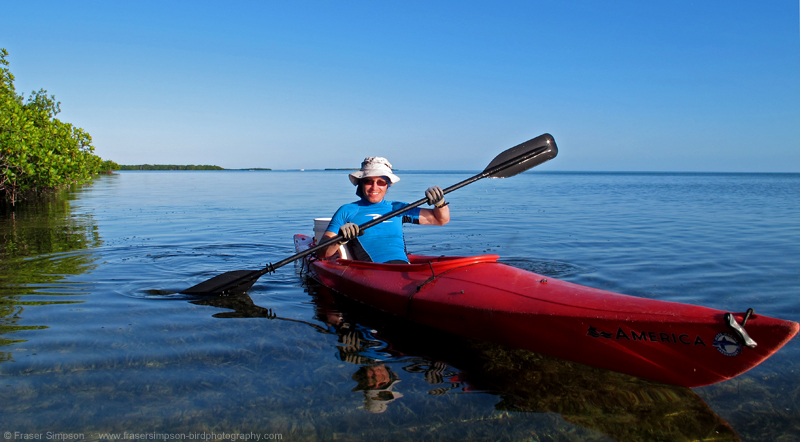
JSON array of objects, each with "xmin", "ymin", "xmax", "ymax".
[{"xmin": 265, "ymin": 144, "xmax": 550, "ymax": 273}]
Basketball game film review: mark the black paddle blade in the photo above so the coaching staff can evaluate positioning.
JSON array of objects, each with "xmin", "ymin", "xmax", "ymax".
[
  {"xmin": 483, "ymin": 133, "xmax": 558, "ymax": 178},
  {"xmin": 181, "ymin": 269, "xmax": 265, "ymax": 296}
]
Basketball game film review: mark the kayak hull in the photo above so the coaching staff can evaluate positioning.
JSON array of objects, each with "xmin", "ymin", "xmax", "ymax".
[{"xmin": 294, "ymin": 234, "xmax": 798, "ymax": 387}]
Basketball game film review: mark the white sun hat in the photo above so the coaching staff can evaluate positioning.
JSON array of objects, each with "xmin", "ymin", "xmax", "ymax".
[{"xmin": 348, "ymin": 157, "xmax": 401, "ymax": 186}]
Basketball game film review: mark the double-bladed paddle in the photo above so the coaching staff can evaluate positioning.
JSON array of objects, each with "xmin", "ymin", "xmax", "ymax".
[{"xmin": 181, "ymin": 133, "xmax": 558, "ymax": 296}]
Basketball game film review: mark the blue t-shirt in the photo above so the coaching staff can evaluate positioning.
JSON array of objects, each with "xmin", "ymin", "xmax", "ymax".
[{"xmin": 326, "ymin": 199, "xmax": 421, "ymax": 263}]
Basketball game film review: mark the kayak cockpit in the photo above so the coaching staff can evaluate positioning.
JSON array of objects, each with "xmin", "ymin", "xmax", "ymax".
[
  {"xmin": 295, "ymin": 233, "xmax": 499, "ymax": 273},
  {"xmin": 333, "ymin": 254, "xmax": 501, "ymax": 273}
]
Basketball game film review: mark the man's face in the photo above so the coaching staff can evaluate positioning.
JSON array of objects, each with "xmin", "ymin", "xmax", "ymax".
[
  {"xmin": 364, "ymin": 365, "xmax": 391, "ymax": 388},
  {"xmin": 362, "ymin": 177, "xmax": 388, "ymax": 203}
]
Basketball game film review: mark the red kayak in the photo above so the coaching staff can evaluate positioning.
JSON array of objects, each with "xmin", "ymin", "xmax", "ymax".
[{"xmin": 294, "ymin": 234, "xmax": 798, "ymax": 388}]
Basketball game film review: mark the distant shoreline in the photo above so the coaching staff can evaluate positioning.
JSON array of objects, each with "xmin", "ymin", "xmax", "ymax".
[
  {"xmin": 115, "ymin": 167, "xmax": 799, "ymax": 174},
  {"xmin": 118, "ymin": 165, "xmax": 273, "ymax": 171},
  {"xmin": 119, "ymin": 165, "xmax": 228, "ymax": 170}
]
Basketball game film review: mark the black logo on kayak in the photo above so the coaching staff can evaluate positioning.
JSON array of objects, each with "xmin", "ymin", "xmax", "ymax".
[
  {"xmin": 587, "ymin": 326, "xmax": 613, "ymax": 339},
  {"xmin": 587, "ymin": 326, "xmax": 707, "ymax": 347},
  {"xmin": 712, "ymin": 333, "xmax": 742, "ymax": 357}
]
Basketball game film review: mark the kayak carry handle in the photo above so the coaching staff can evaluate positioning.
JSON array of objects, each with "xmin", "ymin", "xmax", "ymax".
[{"xmin": 725, "ymin": 309, "xmax": 757, "ymax": 349}]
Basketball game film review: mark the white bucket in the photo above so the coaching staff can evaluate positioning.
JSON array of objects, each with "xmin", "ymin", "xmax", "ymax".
[
  {"xmin": 313, "ymin": 218, "xmax": 331, "ymax": 243},
  {"xmin": 313, "ymin": 217, "xmax": 350, "ymax": 260}
]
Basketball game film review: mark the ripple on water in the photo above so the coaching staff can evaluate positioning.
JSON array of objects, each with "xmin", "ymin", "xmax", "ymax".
[{"xmin": 499, "ymin": 257, "xmax": 586, "ymax": 279}]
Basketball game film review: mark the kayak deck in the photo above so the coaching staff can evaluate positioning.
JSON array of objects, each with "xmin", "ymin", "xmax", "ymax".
[{"xmin": 294, "ymin": 234, "xmax": 798, "ymax": 388}]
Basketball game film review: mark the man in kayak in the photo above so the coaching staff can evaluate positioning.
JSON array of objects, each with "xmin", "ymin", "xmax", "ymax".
[{"xmin": 318, "ymin": 156, "xmax": 450, "ymax": 263}]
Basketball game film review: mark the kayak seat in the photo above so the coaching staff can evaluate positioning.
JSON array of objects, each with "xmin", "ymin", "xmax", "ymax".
[{"xmin": 338, "ymin": 242, "xmax": 353, "ymax": 260}]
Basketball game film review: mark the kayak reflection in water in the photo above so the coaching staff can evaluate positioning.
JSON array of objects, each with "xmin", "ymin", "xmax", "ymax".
[{"xmin": 318, "ymin": 157, "xmax": 450, "ymax": 263}]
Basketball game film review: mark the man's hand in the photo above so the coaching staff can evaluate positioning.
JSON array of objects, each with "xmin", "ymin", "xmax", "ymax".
[
  {"xmin": 425, "ymin": 186, "xmax": 445, "ymax": 207},
  {"xmin": 339, "ymin": 222, "xmax": 362, "ymax": 243}
]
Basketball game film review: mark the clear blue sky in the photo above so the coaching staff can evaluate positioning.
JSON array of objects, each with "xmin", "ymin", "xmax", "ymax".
[{"xmin": 3, "ymin": 1, "xmax": 798, "ymax": 171}]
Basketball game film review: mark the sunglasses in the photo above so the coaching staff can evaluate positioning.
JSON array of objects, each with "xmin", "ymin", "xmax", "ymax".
[{"xmin": 362, "ymin": 177, "xmax": 388, "ymax": 187}]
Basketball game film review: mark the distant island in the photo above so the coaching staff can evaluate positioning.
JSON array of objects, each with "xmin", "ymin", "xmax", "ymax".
[
  {"xmin": 120, "ymin": 165, "xmax": 231, "ymax": 170},
  {"xmin": 118, "ymin": 165, "xmax": 276, "ymax": 171}
]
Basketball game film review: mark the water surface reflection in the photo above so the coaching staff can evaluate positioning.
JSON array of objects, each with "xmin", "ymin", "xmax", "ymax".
[
  {"xmin": 194, "ymin": 280, "xmax": 741, "ymax": 441},
  {"xmin": 2, "ymin": 172, "xmax": 797, "ymax": 441},
  {"xmin": 0, "ymin": 190, "xmax": 100, "ymax": 355}
]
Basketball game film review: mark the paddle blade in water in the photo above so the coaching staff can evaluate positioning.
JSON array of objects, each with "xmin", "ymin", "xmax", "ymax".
[
  {"xmin": 181, "ymin": 269, "xmax": 265, "ymax": 296},
  {"xmin": 483, "ymin": 133, "xmax": 558, "ymax": 178}
]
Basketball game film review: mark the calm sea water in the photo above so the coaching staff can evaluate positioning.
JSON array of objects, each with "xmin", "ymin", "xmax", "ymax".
[{"xmin": 1, "ymin": 170, "xmax": 798, "ymax": 441}]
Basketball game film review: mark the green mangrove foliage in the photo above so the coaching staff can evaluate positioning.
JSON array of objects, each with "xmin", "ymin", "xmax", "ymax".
[{"xmin": 1, "ymin": 48, "xmax": 113, "ymax": 204}]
